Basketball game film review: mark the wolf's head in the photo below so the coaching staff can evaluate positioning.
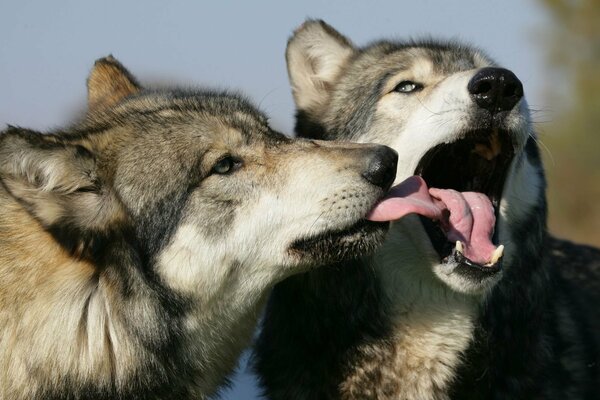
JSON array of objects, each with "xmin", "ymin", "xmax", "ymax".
[
  {"xmin": 0, "ymin": 56, "xmax": 397, "ymax": 299},
  {"xmin": 285, "ymin": 20, "xmax": 546, "ymax": 295}
]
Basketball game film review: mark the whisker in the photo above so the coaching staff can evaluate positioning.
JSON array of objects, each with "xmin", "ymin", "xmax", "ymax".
[
  {"xmin": 307, "ymin": 199, "xmax": 337, "ymax": 234},
  {"xmin": 529, "ymin": 132, "xmax": 555, "ymax": 166}
]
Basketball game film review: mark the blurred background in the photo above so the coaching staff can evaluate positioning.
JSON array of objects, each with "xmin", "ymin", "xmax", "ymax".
[{"xmin": 1, "ymin": 0, "xmax": 598, "ymax": 398}]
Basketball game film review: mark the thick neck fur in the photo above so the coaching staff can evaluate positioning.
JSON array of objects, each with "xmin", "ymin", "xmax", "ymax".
[
  {"xmin": 337, "ymin": 218, "xmax": 480, "ymax": 399},
  {"xmin": 0, "ymin": 187, "xmax": 263, "ymax": 400}
]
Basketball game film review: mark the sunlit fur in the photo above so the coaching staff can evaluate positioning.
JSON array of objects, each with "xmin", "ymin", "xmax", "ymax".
[{"xmin": 0, "ymin": 56, "xmax": 390, "ymax": 399}]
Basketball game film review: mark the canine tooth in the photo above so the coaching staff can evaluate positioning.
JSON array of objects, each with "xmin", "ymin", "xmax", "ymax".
[
  {"xmin": 489, "ymin": 245, "xmax": 504, "ymax": 265},
  {"xmin": 455, "ymin": 241, "xmax": 464, "ymax": 254}
]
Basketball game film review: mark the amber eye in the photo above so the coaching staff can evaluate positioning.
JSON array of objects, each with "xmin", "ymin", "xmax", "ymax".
[
  {"xmin": 393, "ymin": 80, "xmax": 423, "ymax": 94},
  {"xmin": 211, "ymin": 156, "xmax": 242, "ymax": 175}
]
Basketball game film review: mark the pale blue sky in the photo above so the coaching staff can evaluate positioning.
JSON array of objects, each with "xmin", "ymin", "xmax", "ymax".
[
  {"xmin": 0, "ymin": 1, "xmax": 552, "ymax": 398},
  {"xmin": 1, "ymin": 0, "xmax": 551, "ymax": 135}
]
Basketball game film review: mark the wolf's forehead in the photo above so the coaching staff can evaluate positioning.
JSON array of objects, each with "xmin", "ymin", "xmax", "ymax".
[
  {"xmin": 360, "ymin": 42, "xmax": 493, "ymax": 78},
  {"xmin": 424, "ymin": 48, "xmax": 492, "ymax": 73},
  {"xmin": 125, "ymin": 98, "xmax": 270, "ymax": 133}
]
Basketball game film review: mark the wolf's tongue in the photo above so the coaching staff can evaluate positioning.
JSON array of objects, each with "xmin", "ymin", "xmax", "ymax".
[
  {"xmin": 366, "ymin": 176, "xmax": 446, "ymax": 221},
  {"xmin": 367, "ymin": 176, "xmax": 499, "ymax": 265},
  {"xmin": 428, "ymin": 189, "xmax": 498, "ymax": 265}
]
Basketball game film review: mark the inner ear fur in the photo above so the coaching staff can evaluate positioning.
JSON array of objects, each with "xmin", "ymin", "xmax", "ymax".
[
  {"xmin": 87, "ymin": 55, "xmax": 141, "ymax": 112},
  {"xmin": 286, "ymin": 19, "xmax": 355, "ymax": 116},
  {"xmin": 0, "ymin": 130, "xmax": 119, "ymax": 234}
]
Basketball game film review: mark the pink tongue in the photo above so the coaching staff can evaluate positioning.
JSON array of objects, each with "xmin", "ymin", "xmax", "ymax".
[
  {"xmin": 366, "ymin": 176, "xmax": 446, "ymax": 221},
  {"xmin": 367, "ymin": 176, "xmax": 499, "ymax": 265}
]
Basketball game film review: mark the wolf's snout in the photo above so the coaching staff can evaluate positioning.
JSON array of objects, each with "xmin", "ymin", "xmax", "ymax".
[
  {"xmin": 468, "ymin": 67, "xmax": 523, "ymax": 112},
  {"xmin": 361, "ymin": 145, "xmax": 398, "ymax": 190}
]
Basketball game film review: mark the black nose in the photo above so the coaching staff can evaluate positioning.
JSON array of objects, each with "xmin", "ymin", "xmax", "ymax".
[
  {"xmin": 468, "ymin": 67, "xmax": 523, "ymax": 112},
  {"xmin": 362, "ymin": 145, "xmax": 398, "ymax": 190}
]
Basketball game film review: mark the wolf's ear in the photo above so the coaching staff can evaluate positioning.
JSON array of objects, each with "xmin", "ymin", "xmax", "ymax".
[
  {"xmin": 286, "ymin": 20, "xmax": 355, "ymax": 115},
  {"xmin": 0, "ymin": 130, "xmax": 120, "ymax": 238},
  {"xmin": 87, "ymin": 55, "xmax": 141, "ymax": 112}
]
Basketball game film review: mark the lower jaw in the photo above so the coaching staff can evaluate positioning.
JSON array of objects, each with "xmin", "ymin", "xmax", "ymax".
[
  {"xmin": 289, "ymin": 220, "xmax": 389, "ymax": 264},
  {"xmin": 420, "ymin": 216, "xmax": 502, "ymax": 275}
]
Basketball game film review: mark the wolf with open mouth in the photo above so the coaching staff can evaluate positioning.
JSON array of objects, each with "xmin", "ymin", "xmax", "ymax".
[{"xmin": 254, "ymin": 20, "xmax": 600, "ymax": 399}]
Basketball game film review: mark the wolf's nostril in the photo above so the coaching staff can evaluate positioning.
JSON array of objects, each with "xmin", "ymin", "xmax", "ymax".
[
  {"xmin": 468, "ymin": 67, "xmax": 523, "ymax": 112},
  {"xmin": 362, "ymin": 145, "xmax": 398, "ymax": 191},
  {"xmin": 472, "ymin": 81, "xmax": 492, "ymax": 95}
]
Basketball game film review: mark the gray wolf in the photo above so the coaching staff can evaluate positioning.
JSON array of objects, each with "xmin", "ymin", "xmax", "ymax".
[
  {"xmin": 0, "ymin": 56, "xmax": 398, "ymax": 399},
  {"xmin": 255, "ymin": 20, "xmax": 600, "ymax": 399}
]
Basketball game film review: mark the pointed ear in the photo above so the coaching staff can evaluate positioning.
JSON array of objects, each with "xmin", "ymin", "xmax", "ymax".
[
  {"xmin": 87, "ymin": 55, "xmax": 141, "ymax": 112},
  {"xmin": 286, "ymin": 20, "xmax": 355, "ymax": 115},
  {"xmin": 0, "ymin": 130, "xmax": 119, "ymax": 238}
]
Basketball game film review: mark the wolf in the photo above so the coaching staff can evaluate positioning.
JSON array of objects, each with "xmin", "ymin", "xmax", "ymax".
[
  {"xmin": 255, "ymin": 20, "xmax": 600, "ymax": 399},
  {"xmin": 0, "ymin": 56, "xmax": 399, "ymax": 400}
]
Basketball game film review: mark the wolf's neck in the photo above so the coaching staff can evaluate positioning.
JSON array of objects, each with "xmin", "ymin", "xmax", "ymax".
[
  {"xmin": 374, "ymin": 215, "xmax": 477, "ymax": 311},
  {"xmin": 340, "ymin": 216, "xmax": 479, "ymax": 399},
  {"xmin": 179, "ymin": 273, "xmax": 270, "ymax": 394},
  {"xmin": 0, "ymin": 189, "xmax": 264, "ymax": 398}
]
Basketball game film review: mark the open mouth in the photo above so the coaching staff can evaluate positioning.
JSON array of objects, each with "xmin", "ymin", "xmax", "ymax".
[
  {"xmin": 289, "ymin": 219, "xmax": 388, "ymax": 264},
  {"xmin": 415, "ymin": 128, "xmax": 515, "ymax": 271},
  {"xmin": 366, "ymin": 127, "xmax": 515, "ymax": 276}
]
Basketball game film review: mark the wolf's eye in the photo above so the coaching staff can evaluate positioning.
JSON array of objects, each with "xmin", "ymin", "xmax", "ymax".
[
  {"xmin": 394, "ymin": 81, "xmax": 423, "ymax": 94},
  {"xmin": 211, "ymin": 156, "xmax": 242, "ymax": 175}
]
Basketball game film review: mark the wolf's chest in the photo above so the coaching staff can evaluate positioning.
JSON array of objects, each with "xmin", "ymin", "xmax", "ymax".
[{"xmin": 339, "ymin": 299, "xmax": 476, "ymax": 400}]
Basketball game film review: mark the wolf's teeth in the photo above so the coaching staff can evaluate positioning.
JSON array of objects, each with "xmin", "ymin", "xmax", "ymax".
[
  {"xmin": 455, "ymin": 241, "xmax": 464, "ymax": 254},
  {"xmin": 487, "ymin": 245, "xmax": 504, "ymax": 266}
]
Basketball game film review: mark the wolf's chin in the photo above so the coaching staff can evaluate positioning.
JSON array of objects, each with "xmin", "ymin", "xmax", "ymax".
[{"xmin": 288, "ymin": 219, "xmax": 388, "ymax": 264}]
